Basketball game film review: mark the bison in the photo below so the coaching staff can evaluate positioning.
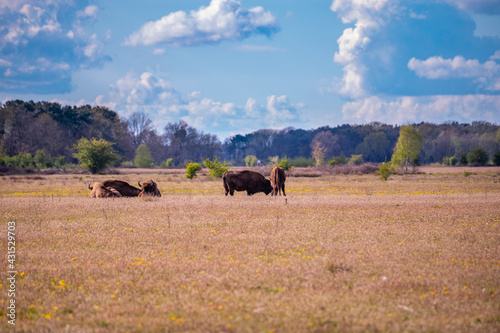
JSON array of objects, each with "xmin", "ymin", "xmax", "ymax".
[
  {"xmin": 101, "ymin": 179, "xmax": 142, "ymax": 197},
  {"xmin": 222, "ymin": 170, "xmax": 273, "ymax": 196},
  {"xmin": 270, "ymin": 166, "xmax": 286, "ymax": 196},
  {"xmin": 138, "ymin": 179, "xmax": 161, "ymax": 197},
  {"xmin": 88, "ymin": 182, "xmax": 122, "ymax": 198}
]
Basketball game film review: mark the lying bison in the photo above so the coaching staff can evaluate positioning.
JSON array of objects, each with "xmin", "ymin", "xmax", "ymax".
[
  {"xmin": 88, "ymin": 182, "xmax": 122, "ymax": 198},
  {"xmin": 138, "ymin": 179, "xmax": 161, "ymax": 197},
  {"xmin": 101, "ymin": 179, "xmax": 142, "ymax": 197},
  {"xmin": 222, "ymin": 170, "xmax": 273, "ymax": 196},
  {"xmin": 270, "ymin": 166, "xmax": 286, "ymax": 196}
]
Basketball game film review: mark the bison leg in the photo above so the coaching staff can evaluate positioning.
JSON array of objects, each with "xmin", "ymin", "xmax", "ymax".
[
  {"xmin": 229, "ymin": 188, "xmax": 235, "ymax": 196},
  {"xmin": 282, "ymin": 183, "xmax": 286, "ymax": 196}
]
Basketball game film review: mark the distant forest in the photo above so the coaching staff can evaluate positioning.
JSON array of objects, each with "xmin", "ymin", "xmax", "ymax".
[{"xmin": 1, "ymin": 100, "xmax": 499, "ymax": 167}]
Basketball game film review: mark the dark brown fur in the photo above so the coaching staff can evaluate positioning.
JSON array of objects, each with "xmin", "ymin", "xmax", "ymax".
[
  {"xmin": 101, "ymin": 179, "xmax": 142, "ymax": 197},
  {"xmin": 222, "ymin": 170, "xmax": 273, "ymax": 196},
  {"xmin": 138, "ymin": 179, "xmax": 161, "ymax": 197},
  {"xmin": 270, "ymin": 166, "xmax": 286, "ymax": 196},
  {"xmin": 88, "ymin": 182, "xmax": 122, "ymax": 198}
]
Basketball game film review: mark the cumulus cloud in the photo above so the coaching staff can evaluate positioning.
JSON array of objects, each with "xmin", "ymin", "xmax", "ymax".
[
  {"xmin": 330, "ymin": 0, "xmax": 400, "ymax": 98},
  {"xmin": 98, "ymin": 71, "xmax": 182, "ymax": 120},
  {"xmin": 342, "ymin": 95, "xmax": 500, "ymax": 124},
  {"xmin": 408, "ymin": 55, "xmax": 500, "ymax": 80},
  {"xmin": 124, "ymin": 0, "xmax": 279, "ymax": 47},
  {"xmin": 0, "ymin": 0, "xmax": 110, "ymax": 93},
  {"xmin": 328, "ymin": 0, "xmax": 500, "ymax": 98},
  {"xmin": 408, "ymin": 54, "xmax": 500, "ymax": 91},
  {"xmin": 77, "ymin": 5, "xmax": 98, "ymax": 19},
  {"xmin": 444, "ymin": 0, "xmax": 500, "ymax": 14},
  {"xmin": 98, "ymin": 71, "xmax": 303, "ymax": 136}
]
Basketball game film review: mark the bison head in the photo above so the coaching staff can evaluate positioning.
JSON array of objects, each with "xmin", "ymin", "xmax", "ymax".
[
  {"xmin": 138, "ymin": 179, "xmax": 161, "ymax": 197},
  {"xmin": 263, "ymin": 179, "xmax": 273, "ymax": 195}
]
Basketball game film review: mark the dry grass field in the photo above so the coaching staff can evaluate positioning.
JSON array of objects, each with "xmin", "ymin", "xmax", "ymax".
[{"xmin": 1, "ymin": 167, "xmax": 499, "ymax": 332}]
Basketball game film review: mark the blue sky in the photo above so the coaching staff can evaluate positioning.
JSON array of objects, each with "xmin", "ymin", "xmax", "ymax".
[{"xmin": 1, "ymin": 0, "xmax": 499, "ymax": 139}]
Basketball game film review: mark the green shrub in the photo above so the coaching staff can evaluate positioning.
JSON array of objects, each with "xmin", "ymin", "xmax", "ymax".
[
  {"xmin": 493, "ymin": 151, "xmax": 500, "ymax": 166},
  {"xmin": 73, "ymin": 138, "xmax": 118, "ymax": 174},
  {"xmin": 203, "ymin": 156, "xmax": 230, "ymax": 179},
  {"xmin": 467, "ymin": 147, "xmax": 489, "ymax": 166},
  {"xmin": 348, "ymin": 154, "xmax": 364, "ymax": 165},
  {"xmin": 329, "ymin": 152, "xmax": 348, "ymax": 166},
  {"xmin": 459, "ymin": 154, "xmax": 468, "ymax": 165},
  {"xmin": 164, "ymin": 158, "xmax": 174, "ymax": 167},
  {"xmin": 279, "ymin": 156, "xmax": 291, "ymax": 170},
  {"xmin": 378, "ymin": 162, "xmax": 395, "ymax": 181},
  {"xmin": 17, "ymin": 153, "xmax": 34, "ymax": 168},
  {"xmin": 289, "ymin": 157, "xmax": 315, "ymax": 167},
  {"xmin": 268, "ymin": 156, "xmax": 279, "ymax": 167},
  {"xmin": 34, "ymin": 150, "xmax": 53, "ymax": 169},
  {"xmin": 54, "ymin": 156, "xmax": 66, "ymax": 168},
  {"xmin": 134, "ymin": 144, "xmax": 154, "ymax": 168},
  {"xmin": 443, "ymin": 156, "xmax": 458, "ymax": 166},
  {"xmin": 185, "ymin": 163, "xmax": 202, "ymax": 179},
  {"xmin": 245, "ymin": 155, "xmax": 258, "ymax": 167}
]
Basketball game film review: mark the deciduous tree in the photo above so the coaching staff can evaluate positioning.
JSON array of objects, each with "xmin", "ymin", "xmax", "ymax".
[{"xmin": 391, "ymin": 125, "xmax": 423, "ymax": 172}]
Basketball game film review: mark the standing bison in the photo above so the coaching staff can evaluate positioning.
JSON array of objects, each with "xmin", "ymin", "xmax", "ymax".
[
  {"xmin": 222, "ymin": 170, "xmax": 273, "ymax": 196},
  {"xmin": 88, "ymin": 182, "xmax": 122, "ymax": 198},
  {"xmin": 270, "ymin": 166, "xmax": 286, "ymax": 196}
]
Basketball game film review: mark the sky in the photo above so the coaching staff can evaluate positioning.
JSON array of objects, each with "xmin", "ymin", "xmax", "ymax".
[{"xmin": 1, "ymin": 0, "xmax": 499, "ymax": 139}]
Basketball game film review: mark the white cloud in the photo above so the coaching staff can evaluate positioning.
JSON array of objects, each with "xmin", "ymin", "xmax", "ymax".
[
  {"xmin": 330, "ymin": 0, "xmax": 400, "ymax": 98},
  {"xmin": 490, "ymin": 50, "xmax": 500, "ymax": 60},
  {"xmin": 0, "ymin": 1, "xmax": 109, "ymax": 93},
  {"xmin": 83, "ymin": 34, "xmax": 103, "ymax": 60},
  {"xmin": 124, "ymin": 0, "xmax": 279, "ymax": 47},
  {"xmin": 99, "ymin": 71, "xmax": 303, "ymax": 136},
  {"xmin": 265, "ymin": 95, "xmax": 301, "ymax": 128},
  {"xmin": 153, "ymin": 48, "xmax": 165, "ymax": 55},
  {"xmin": 342, "ymin": 95, "xmax": 500, "ymax": 124},
  {"xmin": 408, "ymin": 54, "xmax": 500, "ymax": 91},
  {"xmin": 77, "ymin": 5, "xmax": 98, "ymax": 19},
  {"xmin": 244, "ymin": 98, "xmax": 261, "ymax": 118},
  {"xmin": 99, "ymin": 71, "xmax": 182, "ymax": 120},
  {"xmin": 444, "ymin": 0, "xmax": 500, "ymax": 14},
  {"xmin": 408, "ymin": 55, "xmax": 499, "ymax": 79},
  {"xmin": 0, "ymin": 58, "xmax": 12, "ymax": 66}
]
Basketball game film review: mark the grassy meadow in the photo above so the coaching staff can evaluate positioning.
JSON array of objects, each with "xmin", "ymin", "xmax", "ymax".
[{"xmin": 0, "ymin": 167, "xmax": 499, "ymax": 332}]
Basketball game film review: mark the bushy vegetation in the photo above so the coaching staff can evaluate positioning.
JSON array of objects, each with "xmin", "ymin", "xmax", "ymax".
[
  {"xmin": 278, "ymin": 156, "xmax": 291, "ymax": 170},
  {"xmin": 203, "ymin": 156, "xmax": 230, "ymax": 179},
  {"xmin": 493, "ymin": 151, "xmax": 500, "ymax": 166},
  {"xmin": 134, "ymin": 144, "xmax": 154, "ymax": 168},
  {"xmin": 378, "ymin": 162, "xmax": 395, "ymax": 181},
  {"xmin": 328, "ymin": 152, "xmax": 348, "ymax": 166},
  {"xmin": 289, "ymin": 157, "xmax": 315, "ymax": 167},
  {"xmin": 467, "ymin": 147, "xmax": 489, "ymax": 166},
  {"xmin": 185, "ymin": 162, "xmax": 202, "ymax": 179},
  {"xmin": 348, "ymin": 154, "xmax": 364, "ymax": 165},
  {"xmin": 73, "ymin": 138, "xmax": 118, "ymax": 174},
  {"xmin": 245, "ymin": 155, "xmax": 258, "ymax": 167},
  {"xmin": 442, "ymin": 156, "xmax": 458, "ymax": 166},
  {"xmin": 391, "ymin": 125, "xmax": 423, "ymax": 171},
  {"xmin": 1, "ymin": 100, "xmax": 499, "ymax": 170},
  {"xmin": 164, "ymin": 158, "xmax": 174, "ymax": 167}
]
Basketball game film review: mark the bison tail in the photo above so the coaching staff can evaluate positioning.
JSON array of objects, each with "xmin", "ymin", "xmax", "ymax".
[{"xmin": 222, "ymin": 174, "xmax": 229, "ymax": 196}]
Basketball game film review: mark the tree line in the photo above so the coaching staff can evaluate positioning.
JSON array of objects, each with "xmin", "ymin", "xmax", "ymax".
[{"xmin": 1, "ymin": 100, "xmax": 499, "ymax": 170}]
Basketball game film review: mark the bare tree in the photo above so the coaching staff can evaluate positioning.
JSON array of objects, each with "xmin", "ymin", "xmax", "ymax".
[{"xmin": 128, "ymin": 112, "xmax": 154, "ymax": 149}]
